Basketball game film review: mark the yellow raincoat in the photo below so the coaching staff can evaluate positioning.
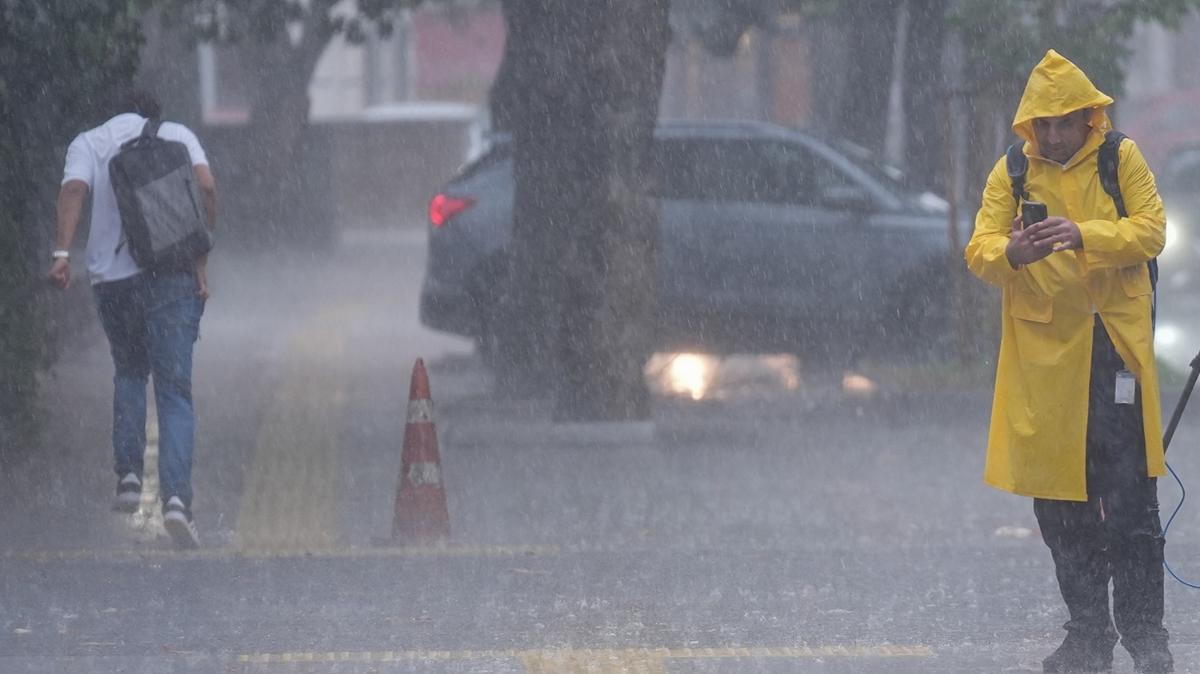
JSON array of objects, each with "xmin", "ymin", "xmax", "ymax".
[{"xmin": 965, "ymin": 50, "xmax": 1167, "ymax": 501}]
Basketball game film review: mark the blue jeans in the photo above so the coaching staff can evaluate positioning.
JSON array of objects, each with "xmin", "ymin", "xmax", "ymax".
[{"xmin": 94, "ymin": 272, "xmax": 205, "ymax": 508}]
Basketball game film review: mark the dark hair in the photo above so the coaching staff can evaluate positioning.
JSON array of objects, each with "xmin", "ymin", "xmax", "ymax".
[{"xmin": 111, "ymin": 87, "xmax": 161, "ymax": 119}]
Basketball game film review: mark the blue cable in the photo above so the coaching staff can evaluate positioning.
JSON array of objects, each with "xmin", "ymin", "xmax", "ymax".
[{"xmin": 1163, "ymin": 460, "xmax": 1200, "ymax": 589}]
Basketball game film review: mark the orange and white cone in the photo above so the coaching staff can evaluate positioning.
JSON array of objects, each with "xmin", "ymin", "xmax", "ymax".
[{"xmin": 392, "ymin": 358, "xmax": 450, "ymax": 543}]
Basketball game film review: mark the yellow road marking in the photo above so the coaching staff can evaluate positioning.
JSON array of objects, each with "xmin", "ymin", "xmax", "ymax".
[
  {"xmin": 521, "ymin": 649, "xmax": 666, "ymax": 674},
  {"xmin": 3, "ymin": 544, "xmax": 559, "ymax": 563},
  {"xmin": 238, "ymin": 645, "xmax": 935, "ymax": 668},
  {"xmin": 234, "ymin": 306, "xmax": 362, "ymax": 551}
]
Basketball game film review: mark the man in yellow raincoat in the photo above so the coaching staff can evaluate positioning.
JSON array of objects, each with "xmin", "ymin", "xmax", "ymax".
[{"xmin": 966, "ymin": 50, "xmax": 1172, "ymax": 673}]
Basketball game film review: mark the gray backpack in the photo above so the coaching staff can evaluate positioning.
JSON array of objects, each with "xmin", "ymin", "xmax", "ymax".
[{"xmin": 109, "ymin": 119, "xmax": 212, "ymax": 271}]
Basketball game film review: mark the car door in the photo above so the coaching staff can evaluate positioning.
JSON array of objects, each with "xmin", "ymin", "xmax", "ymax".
[
  {"xmin": 742, "ymin": 140, "xmax": 873, "ymax": 329},
  {"xmin": 657, "ymin": 136, "xmax": 870, "ymax": 349},
  {"xmin": 656, "ymin": 138, "xmax": 757, "ymax": 316}
]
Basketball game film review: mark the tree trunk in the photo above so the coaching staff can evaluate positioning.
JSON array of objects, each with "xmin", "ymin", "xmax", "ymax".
[
  {"xmin": 835, "ymin": 0, "xmax": 896, "ymax": 150},
  {"xmin": 246, "ymin": 45, "xmax": 311, "ymax": 217},
  {"xmin": 240, "ymin": 14, "xmax": 334, "ymax": 245},
  {"xmin": 903, "ymin": 0, "xmax": 948, "ymax": 191},
  {"xmin": 493, "ymin": 0, "xmax": 670, "ymax": 421},
  {"xmin": 883, "ymin": 0, "xmax": 910, "ymax": 167},
  {"xmin": 489, "ymin": 0, "xmax": 561, "ymax": 394},
  {"xmin": 944, "ymin": 26, "xmax": 973, "ymax": 363}
]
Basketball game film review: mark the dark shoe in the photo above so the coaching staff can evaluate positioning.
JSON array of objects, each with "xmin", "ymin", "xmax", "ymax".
[
  {"xmin": 113, "ymin": 473, "xmax": 142, "ymax": 512},
  {"xmin": 1126, "ymin": 638, "xmax": 1173, "ymax": 673},
  {"xmin": 1043, "ymin": 631, "xmax": 1115, "ymax": 673},
  {"xmin": 162, "ymin": 496, "xmax": 200, "ymax": 549}
]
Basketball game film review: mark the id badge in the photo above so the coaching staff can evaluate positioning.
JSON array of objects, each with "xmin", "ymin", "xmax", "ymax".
[{"xmin": 1115, "ymin": 370, "xmax": 1136, "ymax": 405}]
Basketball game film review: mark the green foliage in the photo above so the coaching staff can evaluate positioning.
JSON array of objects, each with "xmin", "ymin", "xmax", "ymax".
[
  {"xmin": 0, "ymin": 0, "xmax": 143, "ymax": 439},
  {"xmin": 949, "ymin": 0, "xmax": 1200, "ymax": 100}
]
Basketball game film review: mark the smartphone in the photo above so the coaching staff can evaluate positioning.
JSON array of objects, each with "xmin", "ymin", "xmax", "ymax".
[{"xmin": 1021, "ymin": 200, "xmax": 1048, "ymax": 229}]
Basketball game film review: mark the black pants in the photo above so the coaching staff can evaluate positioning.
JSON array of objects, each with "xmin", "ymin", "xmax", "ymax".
[{"xmin": 1033, "ymin": 318, "xmax": 1167, "ymax": 646}]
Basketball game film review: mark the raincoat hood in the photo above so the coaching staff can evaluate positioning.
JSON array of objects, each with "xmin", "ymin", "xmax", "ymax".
[{"xmin": 1012, "ymin": 50, "xmax": 1114, "ymax": 151}]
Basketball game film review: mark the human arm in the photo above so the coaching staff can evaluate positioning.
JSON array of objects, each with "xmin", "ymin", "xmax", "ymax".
[
  {"xmin": 194, "ymin": 163, "xmax": 216, "ymax": 230},
  {"xmin": 47, "ymin": 136, "xmax": 93, "ymax": 290},
  {"xmin": 47, "ymin": 180, "xmax": 89, "ymax": 290},
  {"xmin": 191, "ymin": 163, "xmax": 216, "ymax": 298},
  {"xmin": 193, "ymin": 253, "xmax": 209, "ymax": 299},
  {"xmin": 965, "ymin": 158, "xmax": 1041, "ymax": 286},
  {"xmin": 1076, "ymin": 140, "xmax": 1166, "ymax": 271}
]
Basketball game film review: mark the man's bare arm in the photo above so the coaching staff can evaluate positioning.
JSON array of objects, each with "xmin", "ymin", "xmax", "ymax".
[
  {"xmin": 194, "ymin": 164, "xmax": 217, "ymax": 230},
  {"xmin": 47, "ymin": 180, "xmax": 89, "ymax": 289},
  {"xmin": 192, "ymin": 164, "xmax": 216, "ymax": 299}
]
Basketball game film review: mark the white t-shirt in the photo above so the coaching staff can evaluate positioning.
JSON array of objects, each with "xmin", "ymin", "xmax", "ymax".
[{"xmin": 61, "ymin": 113, "xmax": 209, "ymax": 284}]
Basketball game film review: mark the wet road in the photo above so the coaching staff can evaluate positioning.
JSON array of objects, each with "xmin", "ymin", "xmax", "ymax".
[{"xmin": 2, "ymin": 230, "xmax": 1199, "ymax": 673}]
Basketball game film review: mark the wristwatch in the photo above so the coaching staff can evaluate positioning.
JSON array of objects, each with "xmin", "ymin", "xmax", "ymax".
[{"xmin": 51, "ymin": 250, "xmax": 69, "ymax": 260}]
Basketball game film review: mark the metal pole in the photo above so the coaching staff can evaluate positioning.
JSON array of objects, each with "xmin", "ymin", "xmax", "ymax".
[{"xmin": 1163, "ymin": 349, "xmax": 1200, "ymax": 453}]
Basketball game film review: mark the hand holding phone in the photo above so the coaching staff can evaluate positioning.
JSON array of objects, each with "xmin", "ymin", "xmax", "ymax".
[{"xmin": 1021, "ymin": 200, "xmax": 1048, "ymax": 229}]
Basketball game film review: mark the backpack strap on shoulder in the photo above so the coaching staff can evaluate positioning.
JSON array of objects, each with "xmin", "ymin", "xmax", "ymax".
[
  {"xmin": 1100, "ymin": 129, "xmax": 1159, "ymax": 320},
  {"xmin": 1099, "ymin": 130, "xmax": 1127, "ymax": 218},
  {"xmin": 1005, "ymin": 142, "xmax": 1028, "ymax": 204},
  {"xmin": 122, "ymin": 118, "xmax": 164, "ymax": 151},
  {"xmin": 141, "ymin": 118, "xmax": 162, "ymax": 139}
]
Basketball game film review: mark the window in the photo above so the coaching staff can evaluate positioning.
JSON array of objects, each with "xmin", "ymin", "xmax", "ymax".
[
  {"xmin": 652, "ymin": 138, "xmax": 853, "ymax": 205},
  {"xmin": 756, "ymin": 141, "xmax": 856, "ymax": 205},
  {"xmin": 654, "ymin": 139, "xmax": 761, "ymax": 202}
]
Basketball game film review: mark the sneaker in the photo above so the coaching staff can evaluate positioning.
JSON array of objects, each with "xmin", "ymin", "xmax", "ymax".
[
  {"xmin": 162, "ymin": 496, "xmax": 200, "ymax": 549},
  {"xmin": 113, "ymin": 473, "xmax": 142, "ymax": 513}
]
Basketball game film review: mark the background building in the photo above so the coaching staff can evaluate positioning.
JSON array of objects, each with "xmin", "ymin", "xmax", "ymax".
[{"xmin": 139, "ymin": 3, "xmax": 1200, "ymax": 238}]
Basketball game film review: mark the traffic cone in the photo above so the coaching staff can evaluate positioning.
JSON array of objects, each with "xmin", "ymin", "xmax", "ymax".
[{"xmin": 392, "ymin": 358, "xmax": 450, "ymax": 543}]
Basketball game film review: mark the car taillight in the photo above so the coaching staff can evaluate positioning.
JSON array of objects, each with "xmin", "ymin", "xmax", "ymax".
[{"xmin": 429, "ymin": 193, "xmax": 474, "ymax": 228}]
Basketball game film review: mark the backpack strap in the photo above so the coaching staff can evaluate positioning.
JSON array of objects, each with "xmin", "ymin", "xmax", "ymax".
[
  {"xmin": 1100, "ymin": 130, "xmax": 1159, "ymax": 320},
  {"xmin": 140, "ymin": 118, "xmax": 162, "ymax": 139},
  {"xmin": 1099, "ymin": 131, "xmax": 1128, "ymax": 218},
  {"xmin": 121, "ymin": 118, "xmax": 163, "ymax": 151},
  {"xmin": 1005, "ymin": 142, "xmax": 1029, "ymax": 204}
]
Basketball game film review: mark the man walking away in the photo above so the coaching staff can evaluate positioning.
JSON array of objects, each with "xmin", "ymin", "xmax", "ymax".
[
  {"xmin": 965, "ymin": 50, "xmax": 1172, "ymax": 673},
  {"xmin": 47, "ymin": 89, "xmax": 216, "ymax": 549}
]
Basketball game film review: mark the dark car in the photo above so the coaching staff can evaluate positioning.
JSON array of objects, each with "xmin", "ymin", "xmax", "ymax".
[{"xmin": 420, "ymin": 120, "xmax": 957, "ymax": 366}]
